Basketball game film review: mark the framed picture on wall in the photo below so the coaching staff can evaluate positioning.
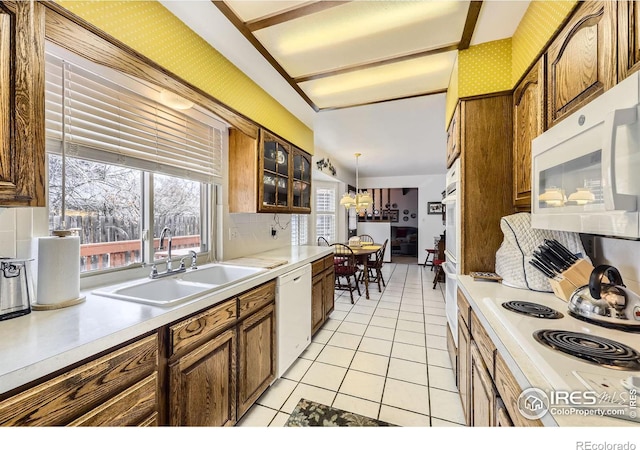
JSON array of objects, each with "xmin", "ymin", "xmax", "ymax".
[{"xmin": 428, "ymin": 202, "xmax": 443, "ymax": 215}]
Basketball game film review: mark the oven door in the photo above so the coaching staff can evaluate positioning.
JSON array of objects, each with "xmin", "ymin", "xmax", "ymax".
[
  {"xmin": 442, "ymin": 190, "xmax": 458, "ymax": 264},
  {"xmin": 442, "ymin": 260, "xmax": 458, "ymax": 347}
]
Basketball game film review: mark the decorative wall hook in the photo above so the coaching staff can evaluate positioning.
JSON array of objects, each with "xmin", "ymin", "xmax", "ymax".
[{"xmin": 316, "ymin": 158, "xmax": 336, "ymax": 176}]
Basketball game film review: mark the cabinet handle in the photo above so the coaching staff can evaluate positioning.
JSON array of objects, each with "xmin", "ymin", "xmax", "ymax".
[{"xmin": 602, "ymin": 107, "xmax": 637, "ymax": 212}]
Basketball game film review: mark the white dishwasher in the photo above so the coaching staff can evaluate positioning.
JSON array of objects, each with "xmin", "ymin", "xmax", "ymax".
[{"xmin": 276, "ymin": 264, "xmax": 311, "ymax": 378}]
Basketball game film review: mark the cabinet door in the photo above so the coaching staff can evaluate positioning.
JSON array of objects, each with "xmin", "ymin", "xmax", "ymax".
[
  {"xmin": 446, "ymin": 104, "xmax": 460, "ymax": 168},
  {"xmin": 546, "ymin": 0, "xmax": 616, "ymax": 128},
  {"xmin": 619, "ymin": 0, "xmax": 640, "ymax": 80},
  {"xmin": 495, "ymin": 398, "xmax": 514, "ymax": 427},
  {"xmin": 513, "ymin": 58, "xmax": 544, "ymax": 212},
  {"xmin": 260, "ymin": 130, "xmax": 290, "ymax": 212},
  {"xmin": 0, "ymin": 1, "xmax": 45, "ymax": 206},
  {"xmin": 238, "ymin": 302, "xmax": 276, "ymax": 418},
  {"xmin": 470, "ymin": 341, "xmax": 494, "ymax": 427},
  {"xmin": 311, "ymin": 273, "xmax": 324, "ymax": 335},
  {"xmin": 169, "ymin": 328, "xmax": 237, "ymax": 426},
  {"xmin": 0, "ymin": 334, "xmax": 158, "ymax": 426},
  {"xmin": 291, "ymin": 147, "xmax": 312, "ymax": 213},
  {"xmin": 457, "ymin": 312, "xmax": 471, "ymax": 426},
  {"xmin": 322, "ymin": 267, "xmax": 335, "ymax": 319}
]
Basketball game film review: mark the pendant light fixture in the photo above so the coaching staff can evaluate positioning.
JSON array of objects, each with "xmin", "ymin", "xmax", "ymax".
[{"xmin": 340, "ymin": 153, "xmax": 372, "ymax": 212}]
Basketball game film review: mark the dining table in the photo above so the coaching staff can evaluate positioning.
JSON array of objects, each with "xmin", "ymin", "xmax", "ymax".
[{"xmin": 343, "ymin": 243, "xmax": 381, "ymax": 300}]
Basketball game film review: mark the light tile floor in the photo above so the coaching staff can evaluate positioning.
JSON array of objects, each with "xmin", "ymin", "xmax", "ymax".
[{"xmin": 237, "ymin": 263, "xmax": 466, "ymax": 427}]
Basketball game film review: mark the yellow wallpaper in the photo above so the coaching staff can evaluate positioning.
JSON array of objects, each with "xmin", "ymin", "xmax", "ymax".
[
  {"xmin": 55, "ymin": 0, "xmax": 314, "ymax": 153},
  {"xmin": 445, "ymin": 1, "xmax": 577, "ymax": 127},
  {"xmin": 511, "ymin": 0, "xmax": 578, "ymax": 84},
  {"xmin": 458, "ymin": 38, "xmax": 512, "ymax": 97}
]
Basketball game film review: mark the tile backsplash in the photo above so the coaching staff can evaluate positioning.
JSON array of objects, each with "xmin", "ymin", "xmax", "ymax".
[
  {"xmin": 0, "ymin": 208, "xmax": 49, "ymax": 260},
  {"xmin": 592, "ymin": 236, "xmax": 640, "ymax": 293},
  {"xmin": 223, "ymin": 211, "xmax": 292, "ymax": 261}
]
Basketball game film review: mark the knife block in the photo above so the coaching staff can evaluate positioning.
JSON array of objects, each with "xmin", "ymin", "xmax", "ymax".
[{"xmin": 548, "ymin": 259, "xmax": 594, "ymax": 302}]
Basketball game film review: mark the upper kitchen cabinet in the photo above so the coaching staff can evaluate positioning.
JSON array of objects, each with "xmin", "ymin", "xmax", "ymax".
[
  {"xmin": 546, "ymin": 0, "xmax": 617, "ymax": 129},
  {"xmin": 618, "ymin": 1, "xmax": 640, "ymax": 81},
  {"xmin": 459, "ymin": 93, "xmax": 513, "ymax": 274},
  {"xmin": 446, "ymin": 103, "xmax": 461, "ymax": 168},
  {"xmin": 229, "ymin": 128, "xmax": 311, "ymax": 214},
  {"xmin": 512, "ymin": 58, "xmax": 545, "ymax": 212},
  {"xmin": 0, "ymin": 1, "xmax": 45, "ymax": 207}
]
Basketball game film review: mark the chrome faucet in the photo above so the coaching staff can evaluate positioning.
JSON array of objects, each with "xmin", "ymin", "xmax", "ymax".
[
  {"xmin": 180, "ymin": 250, "xmax": 198, "ymax": 270},
  {"xmin": 159, "ymin": 227, "xmax": 173, "ymax": 271},
  {"xmin": 150, "ymin": 227, "xmax": 187, "ymax": 279}
]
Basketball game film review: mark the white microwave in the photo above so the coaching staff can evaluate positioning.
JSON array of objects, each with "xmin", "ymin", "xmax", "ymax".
[{"xmin": 531, "ymin": 71, "xmax": 640, "ymax": 239}]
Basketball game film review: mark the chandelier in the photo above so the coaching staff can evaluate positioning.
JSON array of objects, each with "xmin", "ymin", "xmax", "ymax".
[{"xmin": 340, "ymin": 153, "xmax": 372, "ymax": 213}]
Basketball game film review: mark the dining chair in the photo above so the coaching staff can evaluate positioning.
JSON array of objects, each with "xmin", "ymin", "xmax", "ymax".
[
  {"xmin": 331, "ymin": 243, "xmax": 361, "ymax": 304},
  {"xmin": 358, "ymin": 234, "xmax": 374, "ymax": 244},
  {"xmin": 363, "ymin": 239, "xmax": 388, "ymax": 293},
  {"xmin": 317, "ymin": 236, "xmax": 330, "ymax": 246}
]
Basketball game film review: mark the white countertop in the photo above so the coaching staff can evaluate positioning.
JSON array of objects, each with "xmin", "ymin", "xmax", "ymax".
[
  {"xmin": 457, "ymin": 275, "xmax": 639, "ymax": 427},
  {"xmin": 0, "ymin": 246, "xmax": 332, "ymax": 395}
]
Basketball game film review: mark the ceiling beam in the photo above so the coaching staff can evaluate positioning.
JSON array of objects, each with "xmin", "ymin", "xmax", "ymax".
[
  {"xmin": 458, "ymin": 1, "xmax": 483, "ymax": 50},
  {"xmin": 247, "ymin": 1, "xmax": 350, "ymax": 32},
  {"xmin": 211, "ymin": 1, "xmax": 320, "ymax": 112},
  {"xmin": 318, "ymin": 88, "xmax": 448, "ymax": 112},
  {"xmin": 294, "ymin": 44, "xmax": 458, "ymax": 83}
]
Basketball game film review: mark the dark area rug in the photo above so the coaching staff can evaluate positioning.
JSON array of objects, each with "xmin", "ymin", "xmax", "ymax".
[{"xmin": 284, "ymin": 398, "xmax": 395, "ymax": 427}]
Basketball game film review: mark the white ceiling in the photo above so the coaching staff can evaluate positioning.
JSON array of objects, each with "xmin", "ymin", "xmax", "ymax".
[{"xmin": 160, "ymin": 1, "xmax": 530, "ymax": 179}]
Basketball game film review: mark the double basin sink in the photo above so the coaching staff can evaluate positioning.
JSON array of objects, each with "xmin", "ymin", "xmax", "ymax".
[{"xmin": 93, "ymin": 264, "xmax": 266, "ymax": 306}]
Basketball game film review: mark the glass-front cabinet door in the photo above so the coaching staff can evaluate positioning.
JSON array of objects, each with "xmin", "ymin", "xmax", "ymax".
[
  {"xmin": 260, "ymin": 130, "xmax": 290, "ymax": 211},
  {"xmin": 292, "ymin": 148, "xmax": 311, "ymax": 213}
]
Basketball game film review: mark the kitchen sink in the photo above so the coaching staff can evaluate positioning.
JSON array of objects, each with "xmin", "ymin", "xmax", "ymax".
[
  {"xmin": 178, "ymin": 264, "xmax": 265, "ymax": 285},
  {"xmin": 93, "ymin": 264, "xmax": 266, "ymax": 306}
]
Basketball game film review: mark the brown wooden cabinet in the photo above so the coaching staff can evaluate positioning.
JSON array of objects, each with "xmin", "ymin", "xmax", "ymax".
[
  {"xmin": 237, "ymin": 301, "xmax": 276, "ymax": 418},
  {"xmin": 167, "ymin": 281, "xmax": 276, "ymax": 425},
  {"xmin": 311, "ymin": 254, "xmax": 335, "ymax": 335},
  {"xmin": 513, "ymin": 58, "xmax": 545, "ymax": 212},
  {"xmin": 0, "ymin": 334, "xmax": 158, "ymax": 426},
  {"xmin": 458, "ymin": 94, "xmax": 514, "ymax": 274},
  {"xmin": 229, "ymin": 128, "xmax": 312, "ymax": 214},
  {"xmin": 456, "ymin": 288, "xmax": 542, "ymax": 427},
  {"xmin": 470, "ymin": 341, "xmax": 495, "ymax": 427},
  {"xmin": 619, "ymin": 0, "xmax": 640, "ymax": 81},
  {"xmin": 0, "ymin": 1, "xmax": 46, "ymax": 207},
  {"xmin": 446, "ymin": 103, "xmax": 461, "ymax": 168},
  {"xmin": 546, "ymin": 0, "xmax": 617, "ymax": 128},
  {"xmin": 169, "ymin": 327, "xmax": 237, "ymax": 427}
]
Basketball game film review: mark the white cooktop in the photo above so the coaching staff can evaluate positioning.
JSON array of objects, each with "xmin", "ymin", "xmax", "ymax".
[{"xmin": 483, "ymin": 293, "xmax": 640, "ymax": 425}]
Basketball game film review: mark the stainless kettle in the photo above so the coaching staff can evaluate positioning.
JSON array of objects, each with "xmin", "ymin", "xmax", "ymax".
[
  {"xmin": 568, "ymin": 265, "xmax": 640, "ymax": 331},
  {"xmin": 0, "ymin": 258, "xmax": 33, "ymax": 321}
]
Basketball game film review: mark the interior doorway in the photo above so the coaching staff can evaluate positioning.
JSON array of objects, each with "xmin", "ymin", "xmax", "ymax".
[{"xmin": 356, "ymin": 187, "xmax": 419, "ymax": 265}]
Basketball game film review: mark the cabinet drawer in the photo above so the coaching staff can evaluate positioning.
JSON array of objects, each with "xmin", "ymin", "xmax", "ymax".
[
  {"xmin": 312, "ymin": 258, "xmax": 325, "ymax": 276},
  {"xmin": 494, "ymin": 352, "xmax": 542, "ymax": 427},
  {"xmin": 69, "ymin": 373, "xmax": 157, "ymax": 426},
  {"xmin": 170, "ymin": 298, "xmax": 236, "ymax": 356},
  {"xmin": 323, "ymin": 254, "xmax": 334, "ymax": 270},
  {"xmin": 239, "ymin": 281, "xmax": 276, "ymax": 319},
  {"xmin": 0, "ymin": 334, "xmax": 157, "ymax": 426},
  {"xmin": 457, "ymin": 288, "xmax": 471, "ymax": 328},
  {"xmin": 471, "ymin": 311, "xmax": 496, "ymax": 376}
]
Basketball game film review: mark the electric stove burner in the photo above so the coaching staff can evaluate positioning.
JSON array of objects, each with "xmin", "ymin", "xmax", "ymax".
[
  {"xmin": 533, "ymin": 329, "xmax": 640, "ymax": 370},
  {"xmin": 501, "ymin": 301, "xmax": 564, "ymax": 319}
]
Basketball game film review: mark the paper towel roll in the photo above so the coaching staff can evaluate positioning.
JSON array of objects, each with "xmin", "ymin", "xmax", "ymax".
[{"xmin": 36, "ymin": 236, "xmax": 81, "ymax": 305}]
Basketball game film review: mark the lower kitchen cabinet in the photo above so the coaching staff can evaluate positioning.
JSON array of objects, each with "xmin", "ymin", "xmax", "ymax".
[
  {"xmin": 311, "ymin": 254, "xmax": 335, "ymax": 334},
  {"xmin": 0, "ymin": 334, "xmax": 158, "ymax": 426},
  {"xmin": 169, "ymin": 327, "xmax": 237, "ymax": 427},
  {"xmin": 237, "ymin": 301, "xmax": 276, "ymax": 418},
  {"xmin": 456, "ymin": 288, "xmax": 541, "ymax": 427},
  {"xmin": 470, "ymin": 341, "xmax": 495, "ymax": 427}
]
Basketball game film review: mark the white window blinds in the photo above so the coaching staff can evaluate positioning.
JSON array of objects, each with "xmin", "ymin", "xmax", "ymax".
[
  {"xmin": 291, "ymin": 214, "xmax": 309, "ymax": 246},
  {"xmin": 315, "ymin": 187, "xmax": 336, "ymax": 242},
  {"xmin": 45, "ymin": 52, "xmax": 223, "ymax": 184}
]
